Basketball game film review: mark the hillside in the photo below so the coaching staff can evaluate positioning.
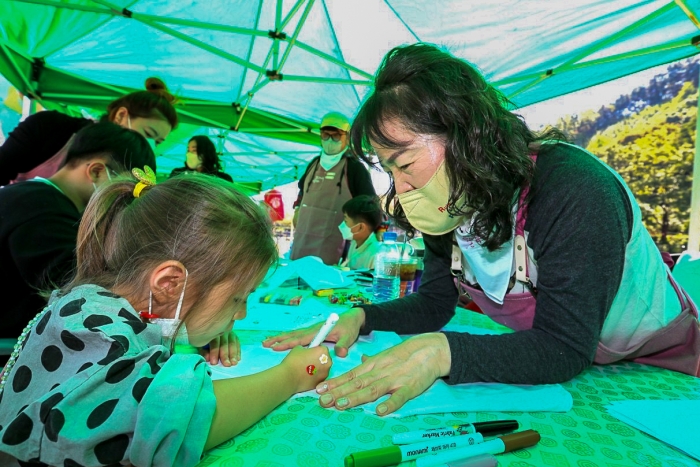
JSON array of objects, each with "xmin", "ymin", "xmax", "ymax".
[{"xmin": 585, "ymin": 81, "xmax": 696, "ymax": 251}]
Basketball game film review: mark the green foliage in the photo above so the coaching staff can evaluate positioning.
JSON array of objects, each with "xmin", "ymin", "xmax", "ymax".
[{"xmin": 585, "ymin": 81, "xmax": 696, "ymax": 252}]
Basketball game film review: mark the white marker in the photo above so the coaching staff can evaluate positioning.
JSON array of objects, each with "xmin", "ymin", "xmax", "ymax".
[{"xmin": 309, "ymin": 313, "xmax": 340, "ymax": 347}]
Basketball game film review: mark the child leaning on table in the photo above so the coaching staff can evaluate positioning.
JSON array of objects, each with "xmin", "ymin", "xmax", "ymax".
[{"xmin": 0, "ymin": 173, "xmax": 332, "ymax": 467}]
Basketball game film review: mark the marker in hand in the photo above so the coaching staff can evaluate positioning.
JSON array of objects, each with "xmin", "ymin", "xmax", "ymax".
[{"xmin": 309, "ymin": 313, "xmax": 339, "ymax": 347}]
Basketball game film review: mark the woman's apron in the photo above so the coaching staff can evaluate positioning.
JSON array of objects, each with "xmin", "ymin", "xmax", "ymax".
[
  {"xmin": 452, "ymin": 153, "xmax": 700, "ymax": 376},
  {"xmin": 290, "ymin": 157, "xmax": 352, "ymax": 265}
]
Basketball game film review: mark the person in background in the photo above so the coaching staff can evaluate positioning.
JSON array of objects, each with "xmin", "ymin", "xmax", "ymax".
[
  {"xmin": 0, "ymin": 122, "xmax": 155, "ymax": 340},
  {"xmin": 169, "ymin": 135, "xmax": 233, "ymax": 182},
  {"xmin": 265, "ymin": 43, "xmax": 699, "ymax": 416},
  {"xmin": 0, "ymin": 175, "xmax": 331, "ymax": 466},
  {"xmin": 339, "ymin": 195, "xmax": 384, "ymax": 270},
  {"xmin": 0, "ymin": 77, "xmax": 177, "ymax": 186},
  {"xmin": 290, "ymin": 112, "xmax": 376, "ymax": 265}
]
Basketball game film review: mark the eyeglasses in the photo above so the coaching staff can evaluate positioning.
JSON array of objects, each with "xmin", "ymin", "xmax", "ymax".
[{"xmin": 320, "ymin": 130, "xmax": 346, "ymax": 142}]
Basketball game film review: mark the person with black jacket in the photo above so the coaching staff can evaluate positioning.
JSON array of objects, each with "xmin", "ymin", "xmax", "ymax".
[
  {"xmin": 0, "ymin": 122, "xmax": 156, "ymax": 339},
  {"xmin": 169, "ymin": 135, "xmax": 233, "ymax": 182}
]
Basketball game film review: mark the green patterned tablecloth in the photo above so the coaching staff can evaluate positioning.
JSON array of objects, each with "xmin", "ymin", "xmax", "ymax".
[{"xmin": 199, "ymin": 310, "xmax": 700, "ymax": 467}]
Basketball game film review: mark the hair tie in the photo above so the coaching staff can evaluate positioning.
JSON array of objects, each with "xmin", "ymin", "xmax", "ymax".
[{"xmin": 132, "ymin": 166, "xmax": 156, "ymax": 198}]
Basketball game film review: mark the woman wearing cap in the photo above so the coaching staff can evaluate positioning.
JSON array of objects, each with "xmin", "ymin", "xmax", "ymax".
[
  {"xmin": 265, "ymin": 44, "xmax": 700, "ymax": 415},
  {"xmin": 0, "ymin": 77, "xmax": 177, "ymax": 186},
  {"xmin": 290, "ymin": 112, "xmax": 376, "ymax": 265}
]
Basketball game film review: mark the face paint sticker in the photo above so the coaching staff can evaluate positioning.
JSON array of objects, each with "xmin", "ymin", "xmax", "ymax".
[{"xmin": 306, "ymin": 364, "xmax": 317, "ymax": 375}]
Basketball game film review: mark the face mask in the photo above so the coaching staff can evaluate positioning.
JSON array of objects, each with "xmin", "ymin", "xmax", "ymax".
[
  {"xmin": 185, "ymin": 151, "xmax": 201, "ymax": 170},
  {"xmin": 320, "ymin": 150, "xmax": 344, "ymax": 171},
  {"xmin": 151, "ymin": 269, "xmax": 189, "ymax": 345},
  {"xmin": 321, "ymin": 139, "xmax": 345, "ymax": 156},
  {"xmin": 338, "ymin": 221, "xmax": 355, "ymax": 240},
  {"xmin": 396, "ymin": 161, "xmax": 466, "ymax": 235}
]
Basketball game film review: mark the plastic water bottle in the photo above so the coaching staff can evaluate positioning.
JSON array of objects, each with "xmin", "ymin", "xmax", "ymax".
[{"xmin": 373, "ymin": 232, "xmax": 401, "ymax": 302}]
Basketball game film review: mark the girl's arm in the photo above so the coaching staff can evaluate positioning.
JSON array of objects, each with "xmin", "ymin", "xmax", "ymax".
[{"xmin": 204, "ymin": 345, "xmax": 330, "ymax": 450}]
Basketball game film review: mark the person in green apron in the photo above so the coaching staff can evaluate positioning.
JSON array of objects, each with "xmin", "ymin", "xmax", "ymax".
[{"xmin": 290, "ymin": 112, "xmax": 376, "ymax": 265}]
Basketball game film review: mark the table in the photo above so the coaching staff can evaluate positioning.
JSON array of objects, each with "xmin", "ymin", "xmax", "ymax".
[{"xmin": 198, "ymin": 309, "xmax": 700, "ymax": 467}]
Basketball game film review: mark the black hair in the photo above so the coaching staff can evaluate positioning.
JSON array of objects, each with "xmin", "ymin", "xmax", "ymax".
[
  {"xmin": 63, "ymin": 121, "xmax": 156, "ymax": 173},
  {"xmin": 342, "ymin": 195, "xmax": 384, "ymax": 232},
  {"xmin": 350, "ymin": 43, "xmax": 567, "ymax": 250},
  {"xmin": 189, "ymin": 135, "xmax": 223, "ymax": 173}
]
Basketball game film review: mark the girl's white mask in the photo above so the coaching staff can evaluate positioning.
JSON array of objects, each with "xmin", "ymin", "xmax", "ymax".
[{"xmin": 151, "ymin": 269, "xmax": 189, "ymax": 344}]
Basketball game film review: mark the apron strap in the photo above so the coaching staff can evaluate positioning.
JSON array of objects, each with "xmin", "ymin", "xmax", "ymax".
[{"xmin": 304, "ymin": 157, "xmax": 321, "ymax": 194}]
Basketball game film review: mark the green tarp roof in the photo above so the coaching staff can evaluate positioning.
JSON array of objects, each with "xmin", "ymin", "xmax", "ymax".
[{"xmin": 1, "ymin": 0, "xmax": 700, "ymax": 189}]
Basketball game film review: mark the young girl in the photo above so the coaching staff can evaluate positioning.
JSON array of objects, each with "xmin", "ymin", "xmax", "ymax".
[{"xmin": 0, "ymin": 174, "xmax": 331, "ymax": 466}]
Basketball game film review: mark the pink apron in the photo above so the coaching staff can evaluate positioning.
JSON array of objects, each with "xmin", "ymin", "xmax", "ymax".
[
  {"xmin": 291, "ymin": 157, "xmax": 352, "ymax": 265},
  {"xmin": 453, "ymin": 182, "xmax": 700, "ymax": 377}
]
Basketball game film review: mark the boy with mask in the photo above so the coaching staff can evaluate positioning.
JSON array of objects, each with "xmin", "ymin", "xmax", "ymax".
[
  {"xmin": 339, "ymin": 195, "xmax": 384, "ymax": 270},
  {"xmin": 290, "ymin": 112, "xmax": 376, "ymax": 265}
]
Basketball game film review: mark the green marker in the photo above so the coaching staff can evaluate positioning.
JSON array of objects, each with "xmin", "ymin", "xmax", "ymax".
[{"xmin": 344, "ymin": 432, "xmax": 484, "ymax": 467}]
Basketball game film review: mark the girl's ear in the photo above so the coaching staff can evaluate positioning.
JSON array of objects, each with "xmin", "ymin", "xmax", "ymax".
[{"xmin": 149, "ymin": 260, "xmax": 187, "ymax": 301}]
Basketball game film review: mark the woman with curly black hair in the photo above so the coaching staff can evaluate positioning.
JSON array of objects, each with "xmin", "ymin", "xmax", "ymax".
[
  {"xmin": 170, "ymin": 135, "xmax": 233, "ymax": 182},
  {"xmin": 265, "ymin": 43, "xmax": 699, "ymax": 415}
]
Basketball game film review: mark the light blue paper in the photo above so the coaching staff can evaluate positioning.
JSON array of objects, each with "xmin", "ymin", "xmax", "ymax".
[{"xmin": 606, "ymin": 400, "xmax": 700, "ymax": 461}]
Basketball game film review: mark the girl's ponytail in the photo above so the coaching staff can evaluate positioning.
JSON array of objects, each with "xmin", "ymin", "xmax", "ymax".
[{"xmin": 71, "ymin": 181, "xmax": 135, "ymax": 285}]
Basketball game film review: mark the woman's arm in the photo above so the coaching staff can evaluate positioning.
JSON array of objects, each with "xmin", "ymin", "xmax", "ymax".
[{"xmin": 361, "ymin": 233, "xmax": 459, "ymax": 334}]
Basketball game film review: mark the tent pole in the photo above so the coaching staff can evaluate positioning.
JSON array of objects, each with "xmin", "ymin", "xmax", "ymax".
[
  {"xmin": 282, "ymin": 75, "xmax": 371, "ymax": 85},
  {"xmin": 688, "ymin": 81, "xmax": 700, "ymax": 252},
  {"xmin": 281, "ymin": 0, "xmax": 307, "ymax": 29},
  {"xmin": 293, "ymin": 41, "xmax": 373, "ymax": 78},
  {"xmin": 273, "ymin": 0, "xmax": 282, "ymax": 70},
  {"xmin": 277, "ymin": 0, "xmax": 315, "ymax": 71},
  {"xmin": 0, "ymin": 43, "xmax": 35, "ymax": 96}
]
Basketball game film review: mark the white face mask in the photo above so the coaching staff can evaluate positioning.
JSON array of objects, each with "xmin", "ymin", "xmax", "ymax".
[
  {"xmin": 151, "ymin": 269, "xmax": 189, "ymax": 345},
  {"xmin": 321, "ymin": 139, "xmax": 345, "ymax": 156},
  {"xmin": 338, "ymin": 221, "xmax": 355, "ymax": 240},
  {"xmin": 185, "ymin": 151, "xmax": 201, "ymax": 170}
]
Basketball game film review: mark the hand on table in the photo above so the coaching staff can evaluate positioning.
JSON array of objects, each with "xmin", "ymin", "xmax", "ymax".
[
  {"xmin": 315, "ymin": 333, "xmax": 451, "ymax": 416},
  {"xmin": 282, "ymin": 345, "xmax": 333, "ymax": 393},
  {"xmin": 262, "ymin": 308, "xmax": 365, "ymax": 357},
  {"xmin": 204, "ymin": 330, "xmax": 241, "ymax": 366}
]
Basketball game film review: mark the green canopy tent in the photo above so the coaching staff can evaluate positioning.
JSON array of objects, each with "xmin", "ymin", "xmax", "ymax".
[{"xmin": 1, "ymin": 0, "xmax": 699, "ymax": 248}]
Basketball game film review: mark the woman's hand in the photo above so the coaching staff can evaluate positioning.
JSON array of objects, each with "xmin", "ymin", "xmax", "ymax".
[
  {"xmin": 315, "ymin": 333, "xmax": 451, "ymax": 416},
  {"xmin": 262, "ymin": 308, "xmax": 365, "ymax": 357},
  {"xmin": 204, "ymin": 331, "xmax": 241, "ymax": 366},
  {"xmin": 282, "ymin": 345, "xmax": 333, "ymax": 393}
]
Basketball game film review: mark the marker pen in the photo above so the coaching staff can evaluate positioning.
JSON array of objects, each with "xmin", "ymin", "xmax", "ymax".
[
  {"xmin": 446, "ymin": 453, "xmax": 498, "ymax": 467},
  {"xmin": 415, "ymin": 430, "xmax": 541, "ymax": 467},
  {"xmin": 309, "ymin": 313, "xmax": 339, "ymax": 347},
  {"xmin": 344, "ymin": 432, "xmax": 484, "ymax": 467},
  {"xmin": 392, "ymin": 420, "xmax": 519, "ymax": 444}
]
